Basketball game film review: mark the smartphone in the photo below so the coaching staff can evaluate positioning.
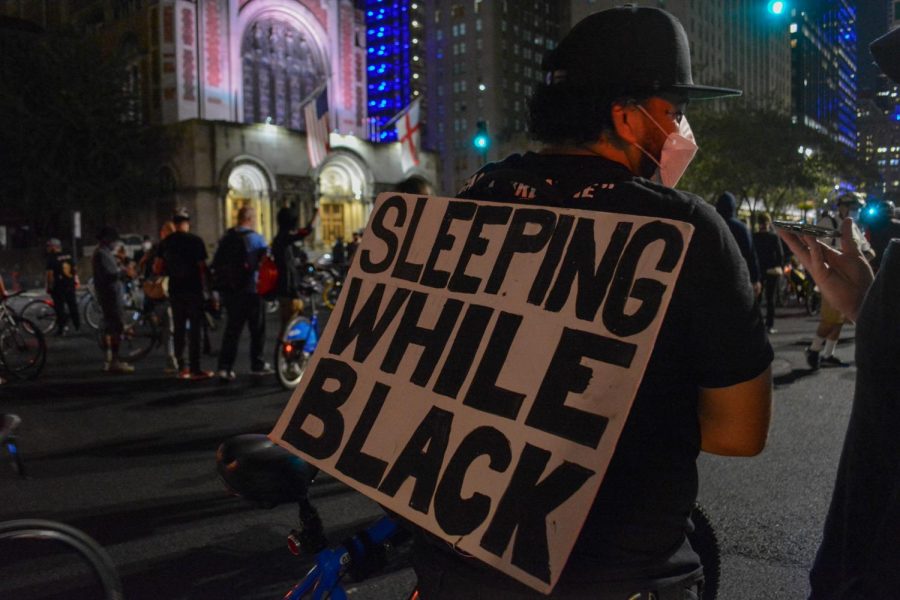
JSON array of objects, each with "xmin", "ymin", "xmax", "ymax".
[{"xmin": 772, "ymin": 220, "xmax": 841, "ymax": 238}]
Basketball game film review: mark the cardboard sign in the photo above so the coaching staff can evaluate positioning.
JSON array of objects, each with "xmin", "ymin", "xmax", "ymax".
[{"xmin": 271, "ymin": 193, "xmax": 694, "ymax": 593}]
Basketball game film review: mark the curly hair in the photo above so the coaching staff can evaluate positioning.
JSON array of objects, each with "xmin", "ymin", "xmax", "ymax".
[{"xmin": 527, "ymin": 81, "xmax": 649, "ymax": 146}]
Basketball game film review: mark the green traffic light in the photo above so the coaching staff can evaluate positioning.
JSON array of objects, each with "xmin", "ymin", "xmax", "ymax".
[
  {"xmin": 768, "ymin": 0, "xmax": 785, "ymax": 15},
  {"xmin": 473, "ymin": 134, "xmax": 489, "ymax": 149}
]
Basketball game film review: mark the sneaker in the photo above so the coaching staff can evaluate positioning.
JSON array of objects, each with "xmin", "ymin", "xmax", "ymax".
[
  {"xmin": 107, "ymin": 361, "xmax": 135, "ymax": 374},
  {"xmin": 251, "ymin": 363, "xmax": 275, "ymax": 376},
  {"xmin": 217, "ymin": 369, "xmax": 236, "ymax": 382},
  {"xmin": 177, "ymin": 368, "xmax": 192, "ymax": 380},
  {"xmin": 189, "ymin": 370, "xmax": 214, "ymax": 381},
  {"xmin": 821, "ymin": 355, "xmax": 849, "ymax": 368},
  {"xmin": 805, "ymin": 349, "xmax": 820, "ymax": 371}
]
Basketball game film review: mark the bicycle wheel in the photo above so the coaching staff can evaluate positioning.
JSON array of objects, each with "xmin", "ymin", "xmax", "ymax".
[
  {"xmin": 0, "ymin": 317, "xmax": 46, "ymax": 380},
  {"xmin": 688, "ymin": 504, "xmax": 720, "ymax": 600},
  {"xmin": 118, "ymin": 308, "xmax": 157, "ymax": 362},
  {"xmin": 0, "ymin": 519, "xmax": 123, "ymax": 600},
  {"xmin": 83, "ymin": 297, "xmax": 103, "ymax": 330},
  {"xmin": 21, "ymin": 299, "xmax": 57, "ymax": 335},
  {"xmin": 275, "ymin": 316, "xmax": 312, "ymax": 389},
  {"xmin": 322, "ymin": 279, "xmax": 342, "ymax": 310}
]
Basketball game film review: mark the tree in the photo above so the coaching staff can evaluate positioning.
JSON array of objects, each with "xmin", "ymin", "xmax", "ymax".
[
  {"xmin": 679, "ymin": 102, "xmax": 877, "ymax": 220},
  {"xmin": 0, "ymin": 23, "xmax": 168, "ymax": 239}
]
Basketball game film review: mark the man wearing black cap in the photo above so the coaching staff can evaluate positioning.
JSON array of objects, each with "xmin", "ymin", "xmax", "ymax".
[
  {"xmin": 156, "ymin": 207, "xmax": 213, "ymax": 380},
  {"xmin": 92, "ymin": 226, "xmax": 134, "ymax": 374},
  {"xmin": 410, "ymin": 7, "xmax": 774, "ymax": 599}
]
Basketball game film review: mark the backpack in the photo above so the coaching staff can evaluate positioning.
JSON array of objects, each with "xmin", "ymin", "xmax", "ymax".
[
  {"xmin": 211, "ymin": 228, "xmax": 255, "ymax": 292},
  {"xmin": 256, "ymin": 254, "xmax": 278, "ymax": 298}
]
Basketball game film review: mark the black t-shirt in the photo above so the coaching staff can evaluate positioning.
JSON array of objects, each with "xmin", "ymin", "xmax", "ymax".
[
  {"xmin": 753, "ymin": 230, "xmax": 784, "ymax": 272},
  {"xmin": 158, "ymin": 231, "xmax": 207, "ymax": 296},
  {"xmin": 272, "ymin": 230, "xmax": 309, "ymax": 297},
  {"xmin": 46, "ymin": 251, "xmax": 76, "ymax": 290},
  {"xmin": 809, "ymin": 241, "xmax": 900, "ymax": 599},
  {"xmin": 412, "ymin": 153, "xmax": 773, "ymax": 592}
]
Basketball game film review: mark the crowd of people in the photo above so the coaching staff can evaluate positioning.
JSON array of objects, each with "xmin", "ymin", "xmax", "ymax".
[
  {"xmin": 2, "ymin": 6, "xmax": 899, "ymax": 596},
  {"xmin": 36, "ymin": 204, "xmax": 344, "ymax": 381}
]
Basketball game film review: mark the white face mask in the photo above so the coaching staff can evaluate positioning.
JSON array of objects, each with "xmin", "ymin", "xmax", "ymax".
[{"xmin": 632, "ymin": 105, "xmax": 698, "ymax": 188}]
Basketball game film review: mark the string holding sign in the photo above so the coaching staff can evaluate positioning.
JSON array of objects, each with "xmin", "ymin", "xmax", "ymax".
[{"xmin": 271, "ymin": 192, "xmax": 694, "ymax": 593}]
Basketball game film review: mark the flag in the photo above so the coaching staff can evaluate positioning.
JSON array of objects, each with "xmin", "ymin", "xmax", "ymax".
[
  {"xmin": 304, "ymin": 86, "xmax": 330, "ymax": 169},
  {"xmin": 395, "ymin": 97, "xmax": 422, "ymax": 173}
]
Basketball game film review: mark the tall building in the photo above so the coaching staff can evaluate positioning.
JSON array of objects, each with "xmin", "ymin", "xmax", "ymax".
[
  {"xmin": 0, "ymin": 0, "xmax": 438, "ymax": 247},
  {"xmin": 790, "ymin": 0, "xmax": 858, "ymax": 152},
  {"xmin": 857, "ymin": 0, "xmax": 900, "ymax": 195},
  {"xmin": 569, "ymin": 0, "xmax": 792, "ymax": 114},
  {"xmin": 423, "ymin": 0, "xmax": 568, "ymax": 194},
  {"xmin": 364, "ymin": 0, "xmax": 426, "ymax": 143}
]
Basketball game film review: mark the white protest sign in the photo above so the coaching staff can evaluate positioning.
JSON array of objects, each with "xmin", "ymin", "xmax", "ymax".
[{"xmin": 271, "ymin": 193, "xmax": 694, "ymax": 594}]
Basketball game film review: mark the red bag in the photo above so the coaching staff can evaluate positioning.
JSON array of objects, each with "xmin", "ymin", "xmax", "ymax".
[{"xmin": 256, "ymin": 254, "xmax": 279, "ymax": 298}]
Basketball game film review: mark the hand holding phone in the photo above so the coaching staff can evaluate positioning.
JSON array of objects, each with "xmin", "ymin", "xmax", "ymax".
[{"xmin": 772, "ymin": 220, "xmax": 841, "ymax": 238}]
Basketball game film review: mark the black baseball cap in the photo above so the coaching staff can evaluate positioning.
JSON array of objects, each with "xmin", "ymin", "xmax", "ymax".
[
  {"xmin": 173, "ymin": 207, "xmax": 190, "ymax": 223},
  {"xmin": 544, "ymin": 6, "xmax": 742, "ymax": 100},
  {"xmin": 871, "ymin": 26, "xmax": 900, "ymax": 85}
]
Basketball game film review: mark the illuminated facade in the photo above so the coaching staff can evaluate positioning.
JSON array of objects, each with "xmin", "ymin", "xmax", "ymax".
[
  {"xmin": 790, "ymin": 0, "xmax": 858, "ymax": 152},
  {"xmin": 0, "ymin": 0, "xmax": 437, "ymax": 247},
  {"xmin": 364, "ymin": 0, "xmax": 426, "ymax": 143}
]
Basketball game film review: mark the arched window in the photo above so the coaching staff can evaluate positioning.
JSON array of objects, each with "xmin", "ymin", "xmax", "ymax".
[{"xmin": 241, "ymin": 16, "xmax": 327, "ymax": 130}]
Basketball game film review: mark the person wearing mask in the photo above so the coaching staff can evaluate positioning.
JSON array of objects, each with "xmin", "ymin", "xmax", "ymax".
[
  {"xmin": 156, "ymin": 208, "xmax": 213, "ymax": 380},
  {"xmin": 402, "ymin": 7, "xmax": 773, "ymax": 598},
  {"xmin": 91, "ymin": 227, "xmax": 134, "ymax": 374},
  {"xmin": 806, "ymin": 195, "xmax": 874, "ymax": 370},
  {"xmin": 213, "ymin": 205, "xmax": 271, "ymax": 381},
  {"xmin": 716, "ymin": 192, "xmax": 761, "ymax": 299},
  {"xmin": 45, "ymin": 238, "xmax": 80, "ymax": 336},
  {"xmin": 753, "ymin": 213, "xmax": 784, "ymax": 334}
]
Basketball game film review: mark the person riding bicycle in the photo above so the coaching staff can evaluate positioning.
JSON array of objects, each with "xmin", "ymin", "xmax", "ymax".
[
  {"xmin": 91, "ymin": 226, "xmax": 134, "ymax": 374},
  {"xmin": 411, "ymin": 8, "xmax": 772, "ymax": 599}
]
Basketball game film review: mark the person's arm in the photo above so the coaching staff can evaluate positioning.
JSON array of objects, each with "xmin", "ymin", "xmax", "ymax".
[
  {"xmin": 777, "ymin": 217, "xmax": 873, "ymax": 322},
  {"xmin": 699, "ymin": 367, "xmax": 773, "ymax": 456},
  {"xmin": 46, "ymin": 269, "xmax": 54, "ymax": 293}
]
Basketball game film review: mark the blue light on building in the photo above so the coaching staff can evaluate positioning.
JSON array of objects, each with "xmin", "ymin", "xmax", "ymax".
[
  {"xmin": 790, "ymin": 0, "xmax": 857, "ymax": 153},
  {"xmin": 365, "ymin": 0, "xmax": 417, "ymax": 143}
]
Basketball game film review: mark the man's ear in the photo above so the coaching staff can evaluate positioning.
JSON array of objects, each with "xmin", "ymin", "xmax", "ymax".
[{"xmin": 611, "ymin": 103, "xmax": 639, "ymax": 144}]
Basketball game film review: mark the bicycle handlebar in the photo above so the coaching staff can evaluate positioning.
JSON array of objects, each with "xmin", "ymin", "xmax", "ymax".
[{"xmin": 284, "ymin": 516, "xmax": 398, "ymax": 600}]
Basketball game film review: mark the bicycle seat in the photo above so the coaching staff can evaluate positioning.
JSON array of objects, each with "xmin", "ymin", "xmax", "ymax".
[
  {"xmin": 216, "ymin": 434, "xmax": 315, "ymax": 508},
  {"xmin": 0, "ymin": 414, "xmax": 22, "ymax": 445}
]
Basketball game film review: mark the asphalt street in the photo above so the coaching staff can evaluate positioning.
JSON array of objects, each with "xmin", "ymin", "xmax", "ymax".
[{"xmin": 0, "ymin": 303, "xmax": 856, "ymax": 599}]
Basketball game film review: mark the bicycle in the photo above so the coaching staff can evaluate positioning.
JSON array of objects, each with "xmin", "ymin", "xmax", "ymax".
[
  {"xmin": 95, "ymin": 304, "xmax": 158, "ymax": 363},
  {"xmin": 0, "ymin": 415, "xmax": 124, "ymax": 599},
  {"xmin": 285, "ymin": 504, "xmax": 720, "ymax": 600},
  {"xmin": 0, "ymin": 292, "xmax": 47, "ymax": 381},
  {"xmin": 20, "ymin": 296, "xmax": 57, "ymax": 335},
  {"xmin": 275, "ymin": 275, "xmax": 322, "ymax": 390}
]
